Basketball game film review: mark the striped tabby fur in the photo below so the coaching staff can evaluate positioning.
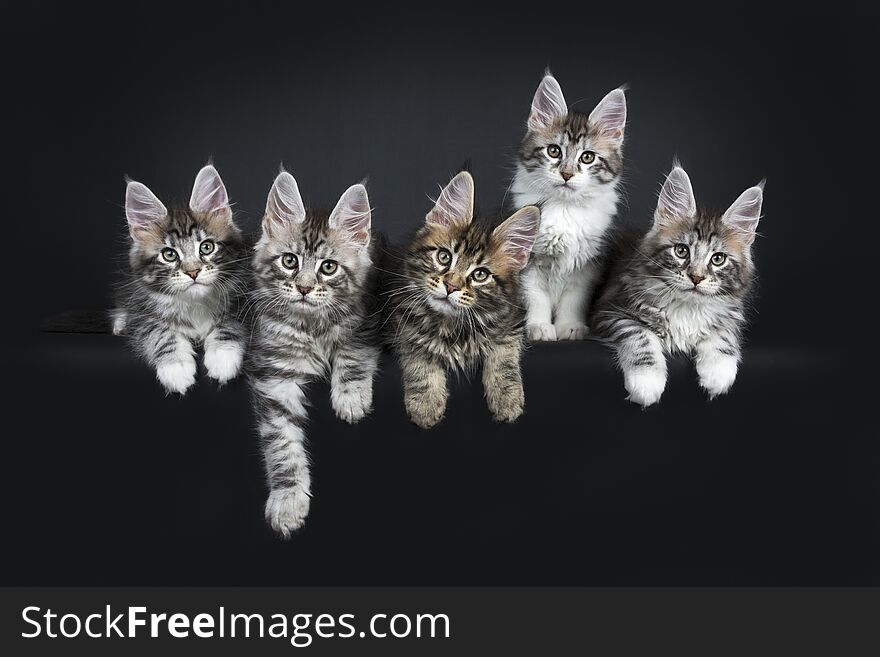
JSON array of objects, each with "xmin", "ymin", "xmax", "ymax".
[
  {"xmin": 248, "ymin": 172, "xmax": 379, "ymax": 538},
  {"xmin": 591, "ymin": 165, "xmax": 764, "ymax": 406},
  {"xmin": 382, "ymin": 172, "xmax": 539, "ymax": 428},
  {"xmin": 112, "ymin": 165, "xmax": 246, "ymax": 395}
]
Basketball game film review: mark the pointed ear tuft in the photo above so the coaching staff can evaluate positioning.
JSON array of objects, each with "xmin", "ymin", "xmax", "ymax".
[
  {"xmin": 493, "ymin": 205, "xmax": 540, "ymax": 270},
  {"xmin": 589, "ymin": 88, "xmax": 627, "ymax": 143},
  {"xmin": 655, "ymin": 166, "xmax": 697, "ymax": 226},
  {"xmin": 329, "ymin": 184, "xmax": 371, "ymax": 247},
  {"xmin": 528, "ymin": 74, "xmax": 567, "ymax": 132},
  {"xmin": 125, "ymin": 180, "xmax": 167, "ymax": 236},
  {"xmin": 722, "ymin": 185, "xmax": 763, "ymax": 245},
  {"xmin": 426, "ymin": 171, "xmax": 475, "ymax": 227},
  {"xmin": 264, "ymin": 171, "xmax": 306, "ymax": 236},
  {"xmin": 189, "ymin": 164, "xmax": 231, "ymax": 221}
]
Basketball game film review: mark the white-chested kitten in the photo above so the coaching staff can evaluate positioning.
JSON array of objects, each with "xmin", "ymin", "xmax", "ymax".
[
  {"xmin": 248, "ymin": 172, "xmax": 380, "ymax": 537},
  {"xmin": 510, "ymin": 72, "xmax": 626, "ymax": 341},
  {"xmin": 112, "ymin": 165, "xmax": 246, "ymax": 394},
  {"xmin": 591, "ymin": 165, "xmax": 764, "ymax": 406}
]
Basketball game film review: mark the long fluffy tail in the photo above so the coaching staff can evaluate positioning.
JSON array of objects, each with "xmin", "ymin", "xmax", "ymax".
[{"xmin": 40, "ymin": 310, "xmax": 113, "ymax": 334}]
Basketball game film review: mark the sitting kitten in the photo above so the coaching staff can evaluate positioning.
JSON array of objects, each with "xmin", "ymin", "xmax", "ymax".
[
  {"xmin": 113, "ymin": 165, "xmax": 246, "ymax": 394},
  {"xmin": 248, "ymin": 172, "xmax": 379, "ymax": 538},
  {"xmin": 510, "ymin": 71, "xmax": 627, "ymax": 342},
  {"xmin": 383, "ymin": 171, "xmax": 540, "ymax": 428},
  {"xmin": 591, "ymin": 164, "xmax": 764, "ymax": 407}
]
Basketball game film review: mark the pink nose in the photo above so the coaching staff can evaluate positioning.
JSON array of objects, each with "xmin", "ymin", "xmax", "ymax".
[
  {"xmin": 184, "ymin": 268, "xmax": 201, "ymax": 280},
  {"xmin": 444, "ymin": 281, "xmax": 460, "ymax": 295},
  {"xmin": 560, "ymin": 172, "xmax": 574, "ymax": 181},
  {"xmin": 296, "ymin": 285, "xmax": 313, "ymax": 296},
  {"xmin": 689, "ymin": 274, "xmax": 705, "ymax": 286}
]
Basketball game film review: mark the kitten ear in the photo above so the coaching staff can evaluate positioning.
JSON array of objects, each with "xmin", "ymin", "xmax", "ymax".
[
  {"xmin": 655, "ymin": 166, "xmax": 697, "ymax": 226},
  {"xmin": 722, "ymin": 183, "xmax": 764, "ymax": 245},
  {"xmin": 329, "ymin": 183, "xmax": 371, "ymax": 247},
  {"xmin": 125, "ymin": 180, "xmax": 167, "ymax": 236},
  {"xmin": 189, "ymin": 164, "xmax": 231, "ymax": 221},
  {"xmin": 528, "ymin": 73, "xmax": 568, "ymax": 132},
  {"xmin": 264, "ymin": 171, "xmax": 306, "ymax": 236},
  {"xmin": 588, "ymin": 88, "xmax": 627, "ymax": 143},
  {"xmin": 426, "ymin": 171, "xmax": 475, "ymax": 227},
  {"xmin": 493, "ymin": 205, "xmax": 541, "ymax": 270}
]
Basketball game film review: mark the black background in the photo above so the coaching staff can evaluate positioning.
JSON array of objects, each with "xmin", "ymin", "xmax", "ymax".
[{"xmin": 3, "ymin": 4, "xmax": 876, "ymax": 585}]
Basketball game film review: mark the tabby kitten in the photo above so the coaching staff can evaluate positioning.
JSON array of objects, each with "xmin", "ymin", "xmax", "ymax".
[
  {"xmin": 591, "ymin": 165, "xmax": 764, "ymax": 407},
  {"xmin": 383, "ymin": 171, "xmax": 540, "ymax": 429},
  {"xmin": 113, "ymin": 165, "xmax": 246, "ymax": 394},
  {"xmin": 249, "ymin": 171, "xmax": 379, "ymax": 538},
  {"xmin": 511, "ymin": 72, "xmax": 626, "ymax": 342}
]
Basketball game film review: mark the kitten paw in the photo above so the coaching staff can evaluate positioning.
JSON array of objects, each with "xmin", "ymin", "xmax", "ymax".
[
  {"xmin": 487, "ymin": 388, "xmax": 524, "ymax": 423},
  {"xmin": 110, "ymin": 309, "xmax": 127, "ymax": 336},
  {"xmin": 331, "ymin": 381, "xmax": 373, "ymax": 424},
  {"xmin": 156, "ymin": 358, "xmax": 197, "ymax": 395},
  {"xmin": 204, "ymin": 342, "xmax": 244, "ymax": 385},
  {"xmin": 698, "ymin": 357, "xmax": 738, "ymax": 399},
  {"xmin": 265, "ymin": 486, "xmax": 311, "ymax": 539},
  {"xmin": 554, "ymin": 323, "xmax": 589, "ymax": 341},
  {"xmin": 624, "ymin": 368, "xmax": 666, "ymax": 407},
  {"xmin": 406, "ymin": 394, "xmax": 446, "ymax": 429},
  {"xmin": 527, "ymin": 323, "xmax": 557, "ymax": 341}
]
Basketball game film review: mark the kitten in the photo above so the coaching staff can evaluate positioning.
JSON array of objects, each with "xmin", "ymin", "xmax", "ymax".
[
  {"xmin": 383, "ymin": 171, "xmax": 540, "ymax": 429},
  {"xmin": 248, "ymin": 171, "xmax": 379, "ymax": 538},
  {"xmin": 113, "ymin": 165, "xmax": 246, "ymax": 394},
  {"xmin": 590, "ymin": 164, "xmax": 764, "ymax": 407},
  {"xmin": 510, "ymin": 72, "xmax": 626, "ymax": 342}
]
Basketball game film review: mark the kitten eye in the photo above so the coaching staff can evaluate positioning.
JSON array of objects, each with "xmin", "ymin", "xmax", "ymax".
[
  {"xmin": 436, "ymin": 248, "xmax": 452, "ymax": 266},
  {"xmin": 546, "ymin": 144, "xmax": 562, "ymax": 159},
  {"xmin": 281, "ymin": 253, "xmax": 298, "ymax": 270},
  {"xmin": 580, "ymin": 151, "xmax": 596, "ymax": 165},
  {"xmin": 320, "ymin": 260, "xmax": 338, "ymax": 275},
  {"xmin": 673, "ymin": 244, "xmax": 690, "ymax": 259},
  {"xmin": 711, "ymin": 253, "xmax": 727, "ymax": 266},
  {"xmin": 470, "ymin": 267, "xmax": 491, "ymax": 283},
  {"xmin": 161, "ymin": 248, "xmax": 178, "ymax": 262},
  {"xmin": 199, "ymin": 240, "xmax": 215, "ymax": 255}
]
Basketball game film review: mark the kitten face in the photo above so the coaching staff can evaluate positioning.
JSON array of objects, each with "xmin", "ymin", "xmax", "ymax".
[
  {"xmin": 641, "ymin": 166, "xmax": 763, "ymax": 299},
  {"xmin": 518, "ymin": 74, "xmax": 626, "ymax": 201},
  {"xmin": 125, "ymin": 165, "xmax": 241, "ymax": 298},
  {"xmin": 404, "ymin": 172, "xmax": 539, "ymax": 318},
  {"xmin": 253, "ymin": 173, "xmax": 371, "ymax": 318}
]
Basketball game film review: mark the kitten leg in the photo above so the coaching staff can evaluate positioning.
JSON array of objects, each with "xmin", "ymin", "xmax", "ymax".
[
  {"xmin": 204, "ymin": 319, "xmax": 245, "ymax": 385},
  {"xmin": 110, "ymin": 308, "xmax": 128, "ymax": 336},
  {"xmin": 695, "ymin": 332, "xmax": 740, "ymax": 399},
  {"xmin": 401, "ymin": 352, "xmax": 448, "ymax": 429},
  {"xmin": 522, "ymin": 266, "xmax": 556, "ymax": 341},
  {"xmin": 330, "ymin": 341, "xmax": 379, "ymax": 424},
  {"xmin": 143, "ymin": 325, "xmax": 197, "ymax": 395},
  {"xmin": 553, "ymin": 264, "xmax": 599, "ymax": 341},
  {"xmin": 483, "ymin": 339, "xmax": 525, "ymax": 422},
  {"xmin": 253, "ymin": 376, "xmax": 312, "ymax": 538},
  {"xmin": 610, "ymin": 320, "xmax": 667, "ymax": 407}
]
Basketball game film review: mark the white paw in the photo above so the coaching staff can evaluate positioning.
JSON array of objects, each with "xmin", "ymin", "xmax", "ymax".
[
  {"xmin": 527, "ymin": 323, "xmax": 557, "ymax": 341},
  {"xmin": 624, "ymin": 368, "xmax": 666, "ymax": 407},
  {"xmin": 698, "ymin": 357, "xmax": 738, "ymax": 399},
  {"xmin": 110, "ymin": 310, "xmax": 127, "ymax": 336},
  {"xmin": 156, "ymin": 358, "xmax": 197, "ymax": 395},
  {"xmin": 331, "ymin": 381, "xmax": 373, "ymax": 424},
  {"xmin": 204, "ymin": 342, "xmax": 244, "ymax": 385},
  {"xmin": 265, "ymin": 486, "xmax": 311, "ymax": 539},
  {"xmin": 554, "ymin": 323, "xmax": 589, "ymax": 341}
]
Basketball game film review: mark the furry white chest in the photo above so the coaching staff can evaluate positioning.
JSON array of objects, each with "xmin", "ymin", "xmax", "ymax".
[
  {"xmin": 661, "ymin": 297, "xmax": 726, "ymax": 353},
  {"xmin": 531, "ymin": 202, "xmax": 613, "ymax": 273}
]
